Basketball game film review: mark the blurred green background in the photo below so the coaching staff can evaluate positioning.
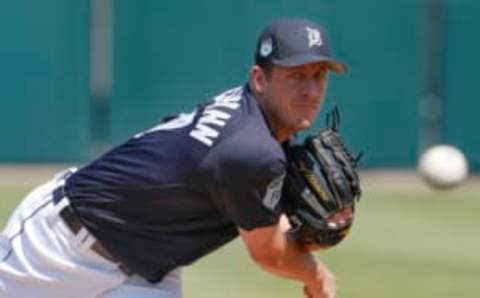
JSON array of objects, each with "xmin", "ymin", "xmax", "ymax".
[
  {"xmin": 0, "ymin": 0, "xmax": 479, "ymax": 170},
  {"xmin": 1, "ymin": 170, "xmax": 479, "ymax": 297}
]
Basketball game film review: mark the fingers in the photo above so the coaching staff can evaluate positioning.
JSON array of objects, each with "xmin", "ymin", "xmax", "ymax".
[
  {"xmin": 303, "ymin": 268, "xmax": 336, "ymax": 298},
  {"xmin": 303, "ymin": 285, "xmax": 313, "ymax": 298},
  {"xmin": 304, "ymin": 285, "xmax": 335, "ymax": 298}
]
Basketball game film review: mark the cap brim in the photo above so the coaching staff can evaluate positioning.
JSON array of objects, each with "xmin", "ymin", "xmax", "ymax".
[{"xmin": 273, "ymin": 54, "xmax": 347, "ymax": 73}]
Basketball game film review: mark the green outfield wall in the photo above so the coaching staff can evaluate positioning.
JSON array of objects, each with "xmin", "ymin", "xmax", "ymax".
[
  {"xmin": 0, "ymin": 1, "xmax": 478, "ymax": 170},
  {"xmin": 0, "ymin": 1, "xmax": 90, "ymax": 162}
]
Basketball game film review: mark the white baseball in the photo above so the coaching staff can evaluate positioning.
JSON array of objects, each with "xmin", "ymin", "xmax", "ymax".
[{"xmin": 418, "ymin": 145, "xmax": 468, "ymax": 189}]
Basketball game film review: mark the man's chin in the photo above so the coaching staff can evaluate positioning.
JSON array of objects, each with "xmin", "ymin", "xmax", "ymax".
[{"xmin": 293, "ymin": 119, "xmax": 313, "ymax": 131}]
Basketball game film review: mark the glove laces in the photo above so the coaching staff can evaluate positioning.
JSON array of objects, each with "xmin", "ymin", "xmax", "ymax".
[{"xmin": 326, "ymin": 106, "xmax": 364, "ymax": 167}]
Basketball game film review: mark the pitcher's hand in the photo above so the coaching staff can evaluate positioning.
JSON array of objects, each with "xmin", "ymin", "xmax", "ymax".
[{"xmin": 303, "ymin": 264, "xmax": 336, "ymax": 298}]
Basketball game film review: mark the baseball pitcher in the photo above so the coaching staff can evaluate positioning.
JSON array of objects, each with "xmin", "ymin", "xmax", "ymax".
[{"xmin": 0, "ymin": 18, "xmax": 361, "ymax": 298}]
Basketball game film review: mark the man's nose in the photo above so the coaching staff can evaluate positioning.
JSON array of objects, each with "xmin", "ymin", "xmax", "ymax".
[{"xmin": 301, "ymin": 79, "xmax": 323, "ymax": 99}]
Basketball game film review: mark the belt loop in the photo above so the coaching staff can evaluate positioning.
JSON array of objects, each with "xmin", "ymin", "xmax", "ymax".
[
  {"xmin": 52, "ymin": 185, "xmax": 66, "ymax": 205},
  {"xmin": 52, "ymin": 167, "xmax": 76, "ymax": 205}
]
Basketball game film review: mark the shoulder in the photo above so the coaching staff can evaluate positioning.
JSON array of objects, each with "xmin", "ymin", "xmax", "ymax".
[
  {"xmin": 219, "ymin": 87, "xmax": 285, "ymax": 166},
  {"xmin": 227, "ymin": 127, "xmax": 285, "ymax": 166},
  {"xmin": 203, "ymin": 127, "xmax": 286, "ymax": 182}
]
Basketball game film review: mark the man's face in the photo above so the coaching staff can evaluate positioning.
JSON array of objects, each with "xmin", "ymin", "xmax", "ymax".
[{"xmin": 260, "ymin": 62, "xmax": 329, "ymax": 139}]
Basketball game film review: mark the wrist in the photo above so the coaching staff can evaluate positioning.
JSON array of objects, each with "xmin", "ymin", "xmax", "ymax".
[
  {"xmin": 309, "ymin": 261, "xmax": 334, "ymax": 283},
  {"xmin": 304, "ymin": 262, "xmax": 336, "ymax": 297}
]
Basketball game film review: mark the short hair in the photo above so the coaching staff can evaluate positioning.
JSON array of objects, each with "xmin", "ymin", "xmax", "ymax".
[{"xmin": 255, "ymin": 56, "xmax": 274, "ymax": 78}]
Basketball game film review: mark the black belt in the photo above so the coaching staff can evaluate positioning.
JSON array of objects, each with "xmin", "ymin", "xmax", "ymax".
[{"xmin": 52, "ymin": 185, "xmax": 132, "ymax": 275}]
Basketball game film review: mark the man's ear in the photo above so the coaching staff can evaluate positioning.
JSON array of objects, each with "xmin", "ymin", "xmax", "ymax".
[{"xmin": 249, "ymin": 65, "xmax": 268, "ymax": 95}]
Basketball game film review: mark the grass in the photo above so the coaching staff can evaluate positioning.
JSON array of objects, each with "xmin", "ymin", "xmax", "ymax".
[
  {"xmin": 183, "ymin": 188, "xmax": 480, "ymax": 298},
  {"xmin": 1, "ymin": 179, "xmax": 479, "ymax": 298}
]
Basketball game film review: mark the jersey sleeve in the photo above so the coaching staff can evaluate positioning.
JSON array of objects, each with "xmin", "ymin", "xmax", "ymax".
[{"xmin": 200, "ymin": 143, "xmax": 287, "ymax": 231}]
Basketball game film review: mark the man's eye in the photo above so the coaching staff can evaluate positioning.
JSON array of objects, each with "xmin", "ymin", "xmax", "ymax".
[
  {"xmin": 291, "ymin": 73, "xmax": 304, "ymax": 80},
  {"xmin": 314, "ymin": 70, "xmax": 327, "ymax": 80}
]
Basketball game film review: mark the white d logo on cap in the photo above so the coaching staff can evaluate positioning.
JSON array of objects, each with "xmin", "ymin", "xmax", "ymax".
[
  {"xmin": 260, "ymin": 38, "xmax": 273, "ymax": 57},
  {"xmin": 306, "ymin": 26, "xmax": 323, "ymax": 48}
]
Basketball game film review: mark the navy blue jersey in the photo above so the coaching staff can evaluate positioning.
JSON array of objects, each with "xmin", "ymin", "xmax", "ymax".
[{"xmin": 65, "ymin": 85, "xmax": 286, "ymax": 283}]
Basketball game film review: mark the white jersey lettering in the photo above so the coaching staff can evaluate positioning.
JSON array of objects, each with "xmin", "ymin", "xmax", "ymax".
[
  {"xmin": 134, "ymin": 111, "xmax": 197, "ymax": 138},
  {"xmin": 199, "ymin": 109, "xmax": 231, "ymax": 126},
  {"xmin": 189, "ymin": 123, "xmax": 220, "ymax": 146},
  {"xmin": 213, "ymin": 87, "xmax": 242, "ymax": 109},
  {"xmin": 189, "ymin": 87, "xmax": 243, "ymax": 146}
]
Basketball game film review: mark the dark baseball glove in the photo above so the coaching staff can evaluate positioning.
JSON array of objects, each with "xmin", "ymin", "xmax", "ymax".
[{"xmin": 283, "ymin": 107, "xmax": 363, "ymax": 247}]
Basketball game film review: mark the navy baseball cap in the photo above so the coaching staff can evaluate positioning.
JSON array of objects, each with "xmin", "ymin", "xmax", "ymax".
[{"xmin": 255, "ymin": 18, "xmax": 347, "ymax": 73}]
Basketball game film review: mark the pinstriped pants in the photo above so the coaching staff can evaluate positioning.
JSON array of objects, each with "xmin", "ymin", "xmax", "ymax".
[{"xmin": 0, "ymin": 169, "xmax": 182, "ymax": 298}]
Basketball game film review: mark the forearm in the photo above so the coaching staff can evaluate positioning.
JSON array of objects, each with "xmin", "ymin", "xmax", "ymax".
[
  {"xmin": 240, "ymin": 215, "xmax": 335, "ymax": 289},
  {"xmin": 254, "ymin": 215, "xmax": 329, "ymax": 284},
  {"xmin": 256, "ymin": 232, "xmax": 321, "ymax": 282}
]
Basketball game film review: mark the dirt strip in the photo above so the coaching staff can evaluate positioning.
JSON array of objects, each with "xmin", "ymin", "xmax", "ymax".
[
  {"xmin": 0, "ymin": 164, "xmax": 478, "ymax": 192},
  {"xmin": 361, "ymin": 169, "xmax": 480, "ymax": 192},
  {"xmin": 0, "ymin": 164, "xmax": 75, "ymax": 186}
]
